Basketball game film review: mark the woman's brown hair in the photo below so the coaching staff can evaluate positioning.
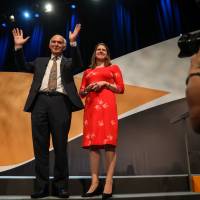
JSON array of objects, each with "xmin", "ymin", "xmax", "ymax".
[{"xmin": 89, "ymin": 43, "xmax": 112, "ymax": 68}]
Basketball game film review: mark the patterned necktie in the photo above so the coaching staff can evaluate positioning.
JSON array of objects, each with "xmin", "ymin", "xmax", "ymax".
[{"xmin": 48, "ymin": 57, "xmax": 57, "ymax": 91}]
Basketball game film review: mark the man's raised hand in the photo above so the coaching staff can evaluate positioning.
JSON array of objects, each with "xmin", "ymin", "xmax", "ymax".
[{"xmin": 12, "ymin": 28, "xmax": 30, "ymax": 49}]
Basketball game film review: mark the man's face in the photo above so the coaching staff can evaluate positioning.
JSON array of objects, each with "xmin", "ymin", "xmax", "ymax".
[{"xmin": 49, "ymin": 35, "xmax": 66, "ymax": 56}]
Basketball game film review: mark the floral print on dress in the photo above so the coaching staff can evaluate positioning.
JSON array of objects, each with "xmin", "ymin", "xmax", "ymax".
[
  {"xmin": 110, "ymin": 120, "xmax": 116, "ymax": 126},
  {"xmin": 84, "ymin": 120, "xmax": 88, "ymax": 126},
  {"xmin": 98, "ymin": 99, "xmax": 104, "ymax": 105},
  {"xmin": 98, "ymin": 120, "xmax": 104, "ymax": 127},
  {"xmin": 95, "ymin": 104, "xmax": 101, "ymax": 110},
  {"xmin": 80, "ymin": 65, "xmax": 124, "ymax": 148}
]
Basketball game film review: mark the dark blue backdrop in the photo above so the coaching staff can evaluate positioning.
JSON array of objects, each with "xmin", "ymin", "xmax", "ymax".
[{"xmin": 0, "ymin": 0, "xmax": 199, "ymax": 70}]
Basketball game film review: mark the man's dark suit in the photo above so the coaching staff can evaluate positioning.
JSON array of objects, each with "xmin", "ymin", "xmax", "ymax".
[{"xmin": 14, "ymin": 46, "xmax": 84, "ymax": 191}]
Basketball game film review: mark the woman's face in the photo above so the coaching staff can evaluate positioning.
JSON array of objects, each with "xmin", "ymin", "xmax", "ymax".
[{"xmin": 95, "ymin": 44, "xmax": 107, "ymax": 61}]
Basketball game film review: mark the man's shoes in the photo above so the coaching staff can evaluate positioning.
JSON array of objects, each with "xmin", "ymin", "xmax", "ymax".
[
  {"xmin": 52, "ymin": 188, "xmax": 69, "ymax": 198},
  {"xmin": 31, "ymin": 187, "xmax": 49, "ymax": 198}
]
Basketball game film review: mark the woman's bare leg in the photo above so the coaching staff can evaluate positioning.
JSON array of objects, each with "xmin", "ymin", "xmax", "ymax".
[
  {"xmin": 87, "ymin": 148, "xmax": 101, "ymax": 193},
  {"xmin": 103, "ymin": 145, "xmax": 116, "ymax": 194}
]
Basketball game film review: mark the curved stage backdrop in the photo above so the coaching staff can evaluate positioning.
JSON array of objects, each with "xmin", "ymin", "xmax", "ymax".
[{"xmin": 0, "ymin": 35, "xmax": 200, "ymax": 176}]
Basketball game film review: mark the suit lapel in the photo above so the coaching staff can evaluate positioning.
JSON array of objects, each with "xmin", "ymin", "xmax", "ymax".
[
  {"xmin": 40, "ymin": 57, "xmax": 50, "ymax": 78},
  {"xmin": 60, "ymin": 57, "xmax": 67, "ymax": 73}
]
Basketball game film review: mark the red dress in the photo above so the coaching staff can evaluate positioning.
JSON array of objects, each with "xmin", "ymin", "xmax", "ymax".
[{"xmin": 80, "ymin": 64, "xmax": 124, "ymax": 148}]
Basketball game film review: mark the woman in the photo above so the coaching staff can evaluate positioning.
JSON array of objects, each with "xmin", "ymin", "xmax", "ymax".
[{"xmin": 79, "ymin": 43, "xmax": 124, "ymax": 199}]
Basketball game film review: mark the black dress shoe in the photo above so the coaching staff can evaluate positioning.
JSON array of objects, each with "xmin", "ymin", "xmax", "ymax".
[
  {"xmin": 82, "ymin": 184, "xmax": 102, "ymax": 197},
  {"xmin": 102, "ymin": 192, "xmax": 113, "ymax": 200},
  {"xmin": 31, "ymin": 187, "xmax": 49, "ymax": 198},
  {"xmin": 52, "ymin": 188, "xmax": 69, "ymax": 198}
]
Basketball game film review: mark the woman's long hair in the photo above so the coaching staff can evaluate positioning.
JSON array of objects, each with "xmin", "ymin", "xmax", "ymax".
[{"xmin": 89, "ymin": 43, "xmax": 112, "ymax": 68}]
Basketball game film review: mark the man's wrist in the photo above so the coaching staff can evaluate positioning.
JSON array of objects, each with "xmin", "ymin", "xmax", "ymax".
[
  {"xmin": 70, "ymin": 41, "xmax": 77, "ymax": 47},
  {"xmin": 14, "ymin": 45, "xmax": 23, "ymax": 51}
]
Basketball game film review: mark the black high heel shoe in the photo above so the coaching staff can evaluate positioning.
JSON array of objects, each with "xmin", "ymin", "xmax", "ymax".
[
  {"xmin": 102, "ymin": 180, "xmax": 114, "ymax": 200},
  {"xmin": 82, "ymin": 184, "xmax": 102, "ymax": 197},
  {"xmin": 102, "ymin": 192, "xmax": 112, "ymax": 200}
]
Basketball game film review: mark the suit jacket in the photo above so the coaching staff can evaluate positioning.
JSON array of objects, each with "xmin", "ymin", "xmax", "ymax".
[{"xmin": 14, "ymin": 47, "xmax": 84, "ymax": 112}]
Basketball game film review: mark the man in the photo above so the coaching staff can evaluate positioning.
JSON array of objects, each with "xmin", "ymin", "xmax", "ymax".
[
  {"xmin": 12, "ymin": 24, "xmax": 84, "ymax": 198},
  {"xmin": 186, "ymin": 49, "xmax": 200, "ymax": 133}
]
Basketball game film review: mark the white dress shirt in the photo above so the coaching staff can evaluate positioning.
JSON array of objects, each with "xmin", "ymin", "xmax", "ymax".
[{"xmin": 40, "ymin": 55, "xmax": 67, "ymax": 94}]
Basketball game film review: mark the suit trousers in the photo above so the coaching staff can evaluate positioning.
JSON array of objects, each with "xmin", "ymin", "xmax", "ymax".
[{"xmin": 31, "ymin": 92, "xmax": 72, "ymax": 190}]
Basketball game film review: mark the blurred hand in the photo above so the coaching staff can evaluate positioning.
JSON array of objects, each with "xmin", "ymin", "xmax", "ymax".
[
  {"xmin": 12, "ymin": 28, "xmax": 30, "ymax": 49},
  {"xmin": 186, "ymin": 49, "xmax": 200, "ymax": 133},
  {"xmin": 189, "ymin": 49, "xmax": 200, "ymax": 74}
]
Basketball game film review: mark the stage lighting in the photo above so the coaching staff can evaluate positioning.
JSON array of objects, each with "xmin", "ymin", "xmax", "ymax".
[
  {"xmin": 44, "ymin": 3, "xmax": 53, "ymax": 13},
  {"xmin": 9, "ymin": 15, "xmax": 15, "ymax": 22},
  {"xmin": 1, "ymin": 22, "xmax": 7, "ymax": 28},
  {"xmin": 34, "ymin": 13, "xmax": 40, "ymax": 18},
  {"xmin": 71, "ymin": 4, "xmax": 76, "ymax": 9},
  {"xmin": 23, "ymin": 11, "xmax": 31, "ymax": 19}
]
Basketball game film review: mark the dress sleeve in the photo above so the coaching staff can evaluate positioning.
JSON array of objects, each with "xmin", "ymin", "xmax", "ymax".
[
  {"xmin": 79, "ymin": 70, "xmax": 88, "ymax": 98},
  {"xmin": 112, "ymin": 65, "xmax": 124, "ymax": 94}
]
